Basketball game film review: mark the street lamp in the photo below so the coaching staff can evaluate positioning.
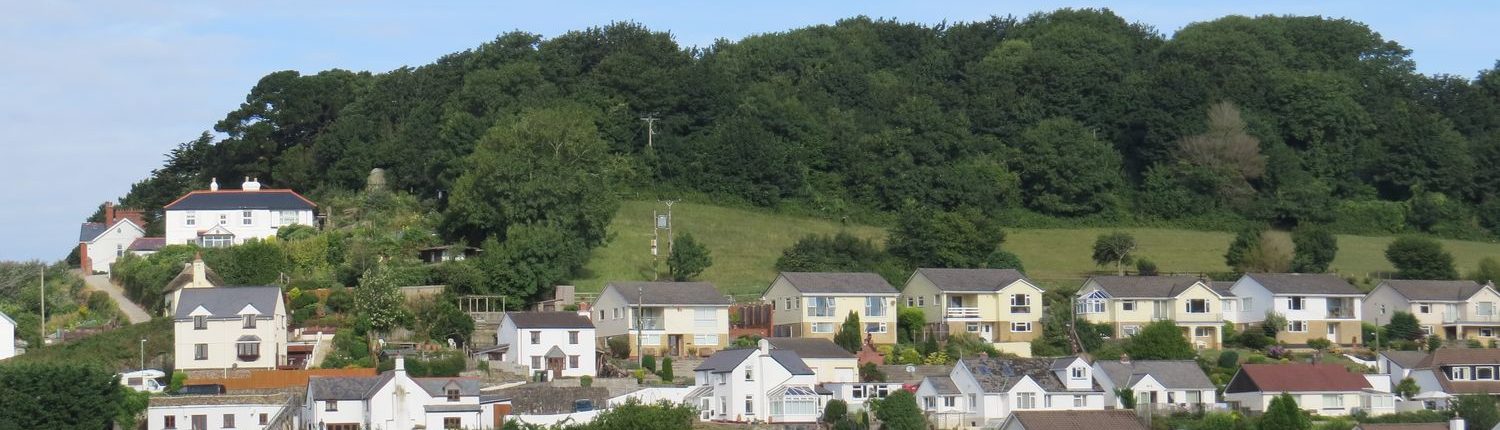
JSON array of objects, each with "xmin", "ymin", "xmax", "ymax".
[
  {"xmin": 139, "ymin": 338, "xmax": 147, "ymax": 371},
  {"xmin": 1376, "ymin": 305, "xmax": 1387, "ymax": 352}
]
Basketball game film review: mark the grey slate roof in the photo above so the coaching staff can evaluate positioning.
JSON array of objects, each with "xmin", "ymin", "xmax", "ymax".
[
  {"xmin": 1095, "ymin": 360, "xmax": 1214, "ymax": 390},
  {"xmin": 964, "ymin": 357, "xmax": 1102, "ymax": 393},
  {"xmin": 766, "ymin": 338, "xmax": 856, "ymax": 359},
  {"xmin": 778, "ymin": 272, "xmax": 897, "ymax": 295},
  {"xmin": 1049, "ymin": 356, "xmax": 1080, "ymax": 371},
  {"xmin": 128, "ymin": 237, "xmax": 166, "ymax": 251},
  {"xmin": 173, "ymin": 286, "xmax": 282, "ymax": 320},
  {"xmin": 1209, "ymin": 281, "xmax": 1236, "ymax": 297},
  {"xmin": 604, "ymin": 281, "xmax": 732, "ymax": 306},
  {"xmin": 164, "ymin": 190, "xmax": 316, "ymax": 211},
  {"xmin": 1245, "ymin": 273, "xmax": 1362, "ymax": 295},
  {"xmin": 924, "ymin": 376, "xmax": 961, "ymax": 395},
  {"xmin": 1380, "ymin": 280, "xmax": 1486, "ymax": 302},
  {"xmin": 879, "ymin": 365, "xmax": 953, "ymax": 384},
  {"xmin": 1087, "ymin": 276, "xmax": 1205, "ymax": 298},
  {"xmin": 768, "ymin": 350, "xmax": 815, "ymax": 375},
  {"xmin": 916, "ymin": 268, "xmax": 1033, "ymax": 292},
  {"xmin": 78, "ymin": 222, "xmax": 107, "ymax": 242},
  {"xmin": 694, "ymin": 348, "xmax": 756, "ymax": 373},
  {"xmin": 309, "ymin": 373, "xmax": 392, "ymax": 400},
  {"xmin": 1381, "ymin": 351, "xmax": 1430, "ymax": 369},
  {"xmin": 504, "ymin": 312, "xmax": 594, "ymax": 329},
  {"xmin": 413, "ymin": 377, "xmax": 481, "ymax": 397}
]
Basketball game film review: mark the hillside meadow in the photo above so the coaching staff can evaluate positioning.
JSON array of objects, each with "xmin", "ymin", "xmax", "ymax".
[{"xmin": 576, "ymin": 201, "xmax": 1500, "ymax": 297}]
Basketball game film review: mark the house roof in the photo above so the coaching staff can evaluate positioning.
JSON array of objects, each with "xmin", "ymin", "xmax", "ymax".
[
  {"xmin": 1380, "ymin": 280, "xmax": 1487, "ymax": 302},
  {"xmin": 164, "ymin": 189, "xmax": 316, "ymax": 211},
  {"xmin": 879, "ymin": 365, "xmax": 954, "ymax": 384},
  {"xmin": 963, "ymin": 357, "xmax": 1101, "ymax": 393},
  {"xmin": 1413, "ymin": 349, "xmax": 1500, "ymax": 395},
  {"xmin": 1226, "ymin": 364, "xmax": 1371, "ymax": 393},
  {"xmin": 173, "ymin": 286, "xmax": 281, "ymax": 320},
  {"xmin": 1381, "ymin": 351, "xmax": 1431, "ymax": 369},
  {"xmin": 768, "ymin": 350, "xmax": 815, "ymax": 375},
  {"xmin": 127, "ymin": 237, "xmax": 166, "ymax": 252},
  {"xmin": 1095, "ymin": 360, "xmax": 1214, "ymax": 390},
  {"xmin": 694, "ymin": 348, "xmax": 757, "ymax": 373},
  {"xmin": 1085, "ymin": 276, "xmax": 1205, "ymax": 298},
  {"xmin": 1244, "ymin": 273, "xmax": 1362, "ymax": 295},
  {"xmin": 78, "ymin": 222, "xmax": 107, "ymax": 242},
  {"xmin": 503, "ymin": 312, "xmax": 594, "ymax": 329},
  {"xmin": 1209, "ymin": 281, "xmax": 1236, "ymax": 297},
  {"xmin": 162, "ymin": 260, "xmax": 225, "ymax": 294},
  {"xmin": 412, "ymin": 377, "xmax": 482, "ymax": 397},
  {"xmin": 1007, "ymin": 411, "xmax": 1148, "ymax": 430},
  {"xmin": 777, "ymin": 272, "xmax": 897, "ymax": 295},
  {"xmin": 307, "ymin": 372, "xmax": 480, "ymax": 401},
  {"xmin": 765, "ymin": 338, "xmax": 856, "ymax": 359},
  {"xmin": 924, "ymin": 376, "xmax": 961, "ymax": 395},
  {"xmin": 603, "ymin": 281, "xmax": 732, "ymax": 306},
  {"xmin": 915, "ymin": 268, "xmax": 1033, "ymax": 292}
]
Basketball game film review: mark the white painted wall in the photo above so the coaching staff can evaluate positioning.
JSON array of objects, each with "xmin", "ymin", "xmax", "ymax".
[
  {"xmin": 174, "ymin": 299, "xmax": 287, "ymax": 371},
  {"xmin": 0, "ymin": 312, "xmax": 15, "ymax": 360},
  {"xmin": 496, "ymin": 317, "xmax": 596, "ymax": 378},
  {"xmin": 165, "ymin": 208, "xmax": 313, "ymax": 246},
  {"xmin": 148, "ymin": 402, "xmax": 289, "ymax": 430},
  {"xmin": 1230, "ymin": 277, "xmax": 1363, "ymax": 323},
  {"xmin": 84, "ymin": 220, "xmax": 144, "ymax": 274},
  {"xmin": 694, "ymin": 342, "xmax": 820, "ymax": 423}
]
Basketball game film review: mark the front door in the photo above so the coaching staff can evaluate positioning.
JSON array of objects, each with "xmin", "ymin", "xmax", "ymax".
[
  {"xmin": 548, "ymin": 357, "xmax": 564, "ymax": 379},
  {"xmin": 1327, "ymin": 324, "xmax": 1339, "ymax": 343},
  {"xmin": 980, "ymin": 323, "xmax": 994, "ymax": 342},
  {"xmin": 669, "ymin": 334, "xmax": 682, "ymax": 356}
]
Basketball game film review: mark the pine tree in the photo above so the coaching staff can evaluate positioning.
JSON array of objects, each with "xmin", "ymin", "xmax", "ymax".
[{"xmin": 834, "ymin": 311, "xmax": 863, "ymax": 353}]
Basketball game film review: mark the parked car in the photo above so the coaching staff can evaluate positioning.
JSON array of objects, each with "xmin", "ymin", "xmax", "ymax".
[{"xmin": 118, "ymin": 369, "xmax": 166, "ymax": 393}]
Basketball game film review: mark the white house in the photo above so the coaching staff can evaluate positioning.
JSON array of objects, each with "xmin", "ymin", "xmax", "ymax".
[
  {"xmin": 496, "ymin": 312, "xmax": 596, "ymax": 379},
  {"xmin": 163, "ymin": 178, "xmax": 316, "ymax": 247},
  {"xmin": 1092, "ymin": 356, "xmax": 1217, "ymax": 409},
  {"xmin": 1224, "ymin": 363, "xmax": 1391, "ymax": 416},
  {"xmin": 1229, "ymin": 273, "xmax": 1365, "ymax": 346},
  {"xmin": 999, "ymin": 410, "xmax": 1149, "ymax": 430},
  {"xmin": 173, "ymin": 283, "xmax": 287, "ymax": 371},
  {"xmin": 147, "ymin": 392, "xmax": 299, "ymax": 430},
  {"xmin": 763, "ymin": 338, "xmax": 857, "ymax": 383},
  {"xmin": 917, "ymin": 375, "xmax": 968, "ymax": 429},
  {"xmin": 948, "ymin": 356, "xmax": 1106, "ymax": 428},
  {"xmin": 77, "ymin": 218, "xmax": 145, "ymax": 274},
  {"xmin": 304, "ymin": 357, "xmax": 506, "ymax": 430},
  {"xmin": 686, "ymin": 339, "xmax": 822, "ymax": 424},
  {"xmin": 0, "ymin": 310, "xmax": 16, "ymax": 360}
]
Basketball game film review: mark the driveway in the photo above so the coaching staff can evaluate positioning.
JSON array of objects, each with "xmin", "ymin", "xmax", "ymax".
[{"xmin": 84, "ymin": 274, "xmax": 151, "ymax": 324}]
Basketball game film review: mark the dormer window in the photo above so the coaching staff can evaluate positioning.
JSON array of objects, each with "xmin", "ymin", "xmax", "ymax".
[
  {"xmin": 1478, "ymin": 367, "xmax": 1495, "ymax": 380},
  {"xmin": 1453, "ymin": 367, "xmax": 1472, "ymax": 380},
  {"xmin": 194, "ymin": 315, "xmax": 207, "ymax": 330},
  {"xmin": 242, "ymin": 315, "xmax": 256, "ymax": 329},
  {"xmin": 447, "ymin": 389, "xmax": 460, "ymax": 401},
  {"xmin": 1070, "ymin": 367, "xmax": 1086, "ymax": 380}
]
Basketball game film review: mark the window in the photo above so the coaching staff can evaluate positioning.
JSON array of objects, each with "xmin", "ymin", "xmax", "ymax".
[
  {"xmin": 694, "ymin": 334, "xmax": 719, "ymax": 345},
  {"xmin": 1070, "ymin": 367, "xmax": 1086, "ymax": 380},
  {"xmin": 917, "ymin": 296, "xmax": 925, "ymax": 307},
  {"xmin": 185, "ymin": 213, "xmax": 196, "ymax": 226},
  {"xmin": 531, "ymin": 356, "xmax": 542, "ymax": 369},
  {"xmin": 1241, "ymin": 297, "xmax": 1253, "ymax": 312},
  {"xmin": 613, "ymin": 308, "xmax": 620, "ymax": 319},
  {"xmin": 1288, "ymin": 296, "xmax": 1305, "ymax": 310},
  {"xmin": 116, "ymin": 244, "xmax": 124, "ymax": 257},
  {"xmin": 1011, "ymin": 322, "xmax": 1032, "ymax": 332},
  {"xmin": 1481, "ymin": 302, "xmax": 1496, "ymax": 317},
  {"xmin": 1121, "ymin": 300, "xmax": 1135, "ymax": 311},
  {"xmin": 745, "ymin": 395, "xmax": 754, "ymax": 415},
  {"xmin": 865, "ymin": 322, "xmax": 888, "ymax": 333},
  {"xmin": 1017, "ymin": 393, "xmax": 1036, "ymax": 409},
  {"xmin": 716, "ymin": 373, "xmax": 727, "ymax": 385},
  {"xmin": 236, "ymin": 341, "xmax": 259, "ymax": 361},
  {"xmin": 967, "ymin": 322, "xmax": 980, "ymax": 332},
  {"xmin": 326, "ymin": 401, "xmax": 338, "ymax": 411},
  {"xmin": 925, "ymin": 397, "xmax": 936, "ymax": 409},
  {"xmin": 448, "ymin": 389, "xmax": 460, "ymax": 401},
  {"xmin": 219, "ymin": 214, "xmax": 228, "ymax": 225},
  {"xmin": 695, "ymin": 308, "xmax": 717, "ymax": 328},
  {"xmin": 1185, "ymin": 299, "xmax": 1208, "ymax": 313},
  {"xmin": 242, "ymin": 315, "xmax": 256, "ymax": 329},
  {"xmin": 746, "ymin": 364, "xmax": 755, "ymax": 381},
  {"xmin": 258, "ymin": 414, "xmax": 267, "ymax": 425},
  {"xmin": 1454, "ymin": 367, "xmax": 1473, "ymax": 380},
  {"xmin": 1122, "ymin": 325, "xmax": 1140, "ymax": 337},
  {"xmin": 640, "ymin": 334, "xmax": 662, "ymax": 345},
  {"xmin": 279, "ymin": 211, "xmax": 298, "ymax": 226},
  {"xmin": 1073, "ymin": 395, "xmax": 1086, "ymax": 407},
  {"xmin": 164, "ymin": 416, "xmax": 176, "ymax": 428},
  {"xmin": 1194, "ymin": 326, "xmax": 1215, "ymax": 337},
  {"xmin": 191, "ymin": 415, "xmax": 207, "ymax": 430},
  {"xmin": 444, "ymin": 417, "xmax": 461, "ymax": 429},
  {"xmin": 200, "ymin": 234, "xmax": 232, "ymax": 248},
  {"xmin": 1479, "ymin": 367, "xmax": 1495, "ymax": 380},
  {"xmin": 784, "ymin": 298, "xmax": 794, "ymax": 310},
  {"xmin": 241, "ymin": 210, "xmax": 253, "ymax": 225},
  {"xmin": 568, "ymin": 331, "xmax": 579, "ymax": 344},
  {"xmin": 1287, "ymin": 320, "xmax": 1307, "ymax": 332},
  {"xmin": 866, "ymin": 297, "xmax": 887, "ymax": 317},
  {"xmin": 194, "ymin": 315, "xmax": 207, "ymax": 330},
  {"xmin": 569, "ymin": 355, "xmax": 579, "ymax": 369},
  {"xmin": 223, "ymin": 414, "xmax": 235, "ymax": 428},
  {"xmin": 807, "ymin": 297, "xmax": 835, "ymax": 317},
  {"xmin": 812, "ymin": 322, "xmax": 834, "ymax": 333},
  {"xmin": 906, "ymin": 296, "xmax": 914, "ymax": 307},
  {"xmin": 530, "ymin": 331, "xmax": 541, "ymax": 345},
  {"xmin": 1484, "ymin": 328, "xmax": 1496, "ymax": 337},
  {"xmin": 1419, "ymin": 304, "xmax": 1431, "ymax": 313},
  {"xmin": 718, "ymin": 396, "xmax": 728, "ymax": 415},
  {"xmin": 944, "ymin": 396, "xmax": 956, "ymax": 407},
  {"xmin": 1323, "ymin": 394, "xmax": 1344, "ymax": 408},
  {"xmin": 1187, "ymin": 390, "xmax": 1202, "ymax": 404},
  {"xmin": 1423, "ymin": 325, "xmax": 1435, "ymax": 336},
  {"xmin": 1010, "ymin": 294, "xmax": 1031, "ymax": 313},
  {"xmin": 194, "ymin": 343, "xmax": 207, "ymax": 360}
]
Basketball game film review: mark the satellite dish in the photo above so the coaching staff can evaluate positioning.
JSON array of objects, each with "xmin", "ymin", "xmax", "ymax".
[{"xmin": 905, "ymin": 365, "xmax": 916, "ymax": 374}]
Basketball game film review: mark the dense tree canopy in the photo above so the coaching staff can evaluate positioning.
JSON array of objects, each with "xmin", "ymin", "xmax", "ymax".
[{"xmin": 108, "ymin": 12, "xmax": 1500, "ymax": 245}]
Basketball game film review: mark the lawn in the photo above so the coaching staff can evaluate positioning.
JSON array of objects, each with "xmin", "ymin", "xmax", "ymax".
[{"xmin": 574, "ymin": 200, "xmax": 1500, "ymax": 297}]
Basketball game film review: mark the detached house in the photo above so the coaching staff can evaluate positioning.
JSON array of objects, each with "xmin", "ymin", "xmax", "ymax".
[
  {"xmin": 1092, "ymin": 356, "xmax": 1217, "ymax": 409},
  {"xmin": 1224, "ymin": 363, "xmax": 1392, "ymax": 416},
  {"xmin": 173, "ymin": 281, "xmax": 287, "ymax": 371},
  {"xmin": 1075, "ymin": 276, "xmax": 1231, "ymax": 349},
  {"xmin": 77, "ymin": 202, "xmax": 147, "ymax": 274},
  {"xmin": 1230, "ymin": 273, "xmax": 1364, "ymax": 346},
  {"xmin": 947, "ymin": 356, "xmax": 1106, "ymax": 428},
  {"xmin": 592, "ymin": 281, "xmax": 732, "ymax": 357},
  {"xmin": 1364, "ymin": 280, "xmax": 1500, "ymax": 341},
  {"xmin": 763, "ymin": 272, "xmax": 900, "ymax": 345},
  {"xmin": 163, "ymin": 178, "xmax": 316, "ymax": 247},
  {"xmin": 1391, "ymin": 349, "xmax": 1500, "ymax": 408},
  {"xmin": 687, "ymin": 339, "xmax": 822, "ymax": 423},
  {"xmin": 901, "ymin": 268, "xmax": 1043, "ymax": 347},
  {"xmin": 495, "ymin": 312, "xmax": 596, "ymax": 379},
  {"xmin": 304, "ymin": 357, "xmax": 505, "ymax": 430}
]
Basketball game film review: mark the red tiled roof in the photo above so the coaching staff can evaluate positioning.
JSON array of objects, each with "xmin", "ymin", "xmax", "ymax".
[{"xmin": 1234, "ymin": 364, "xmax": 1371, "ymax": 392}]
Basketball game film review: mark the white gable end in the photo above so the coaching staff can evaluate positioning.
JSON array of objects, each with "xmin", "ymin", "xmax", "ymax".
[
  {"xmin": 238, "ymin": 304, "xmax": 262, "ymax": 316},
  {"xmin": 188, "ymin": 305, "xmax": 213, "ymax": 317}
]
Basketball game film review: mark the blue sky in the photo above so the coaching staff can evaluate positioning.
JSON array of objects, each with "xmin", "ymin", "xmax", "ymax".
[{"xmin": 2, "ymin": 1, "xmax": 1497, "ymax": 261}]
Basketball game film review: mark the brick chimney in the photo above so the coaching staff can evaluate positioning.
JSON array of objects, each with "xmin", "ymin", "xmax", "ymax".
[{"xmin": 104, "ymin": 202, "xmax": 116, "ymax": 226}]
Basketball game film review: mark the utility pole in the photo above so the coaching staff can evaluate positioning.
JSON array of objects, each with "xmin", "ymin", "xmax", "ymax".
[
  {"xmin": 636, "ymin": 286, "xmax": 645, "ymax": 368},
  {"xmin": 39, "ymin": 267, "xmax": 44, "ymax": 343},
  {"xmin": 140, "ymin": 338, "xmax": 147, "ymax": 371},
  {"xmin": 639, "ymin": 115, "xmax": 659, "ymax": 150},
  {"xmin": 661, "ymin": 199, "xmax": 679, "ymax": 254}
]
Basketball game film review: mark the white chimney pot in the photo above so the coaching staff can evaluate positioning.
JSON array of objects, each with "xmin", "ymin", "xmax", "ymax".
[{"xmin": 209, "ymin": 177, "xmax": 219, "ymax": 192}]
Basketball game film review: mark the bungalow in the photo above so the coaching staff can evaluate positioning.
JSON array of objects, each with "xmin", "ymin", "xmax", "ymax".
[
  {"xmin": 1363, "ymin": 280, "xmax": 1500, "ymax": 341},
  {"xmin": 762, "ymin": 272, "xmax": 900, "ymax": 345},
  {"xmin": 948, "ymin": 356, "xmax": 1106, "ymax": 428},
  {"xmin": 1224, "ymin": 363, "xmax": 1392, "ymax": 416},
  {"xmin": 764, "ymin": 338, "xmax": 857, "ymax": 383},
  {"xmin": 1093, "ymin": 356, "xmax": 1217, "ymax": 410},
  {"xmin": 0, "ymin": 310, "xmax": 15, "ymax": 360}
]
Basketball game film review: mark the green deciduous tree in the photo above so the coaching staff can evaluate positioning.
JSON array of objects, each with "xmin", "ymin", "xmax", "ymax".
[
  {"xmin": 834, "ymin": 311, "xmax": 863, "ymax": 353},
  {"xmin": 1092, "ymin": 232, "xmax": 1137, "ymax": 276},
  {"xmin": 1124, "ymin": 320, "xmax": 1196, "ymax": 360},
  {"xmin": 1291, "ymin": 226, "xmax": 1338, "ymax": 273},
  {"xmin": 1014, "ymin": 118, "xmax": 1124, "ymax": 216},
  {"xmin": 0, "ymin": 363, "xmax": 125, "ymax": 429},
  {"xmin": 1259, "ymin": 393, "xmax": 1311, "ymax": 430},
  {"xmin": 888, "ymin": 207, "xmax": 1016, "ymax": 269},
  {"xmin": 1385, "ymin": 311, "xmax": 1423, "ymax": 341},
  {"xmin": 872, "ymin": 390, "xmax": 925, "ymax": 430},
  {"xmin": 355, "ymin": 263, "xmax": 409, "ymax": 332},
  {"xmin": 666, "ymin": 233, "xmax": 712, "ymax": 281},
  {"xmin": 896, "ymin": 306, "xmax": 925, "ymax": 344},
  {"xmin": 1386, "ymin": 236, "xmax": 1458, "ymax": 280},
  {"xmin": 1455, "ymin": 393, "xmax": 1500, "ymax": 430},
  {"xmin": 1395, "ymin": 377, "xmax": 1420, "ymax": 400},
  {"xmin": 1471, "ymin": 257, "xmax": 1500, "ymax": 283}
]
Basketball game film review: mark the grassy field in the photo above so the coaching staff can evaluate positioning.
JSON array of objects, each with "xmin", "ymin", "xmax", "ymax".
[{"xmin": 575, "ymin": 200, "xmax": 1500, "ymax": 297}]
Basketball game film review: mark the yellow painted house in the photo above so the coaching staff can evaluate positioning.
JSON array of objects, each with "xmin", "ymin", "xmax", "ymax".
[
  {"xmin": 1075, "ymin": 276, "xmax": 1231, "ymax": 349},
  {"xmin": 762, "ymin": 272, "xmax": 900, "ymax": 345},
  {"xmin": 592, "ymin": 281, "xmax": 733, "ymax": 357},
  {"xmin": 900, "ymin": 268, "xmax": 1044, "ymax": 344},
  {"xmin": 1363, "ymin": 279, "xmax": 1500, "ymax": 341}
]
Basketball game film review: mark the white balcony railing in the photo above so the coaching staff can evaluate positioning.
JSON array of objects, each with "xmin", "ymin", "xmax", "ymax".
[
  {"xmin": 1443, "ymin": 312, "xmax": 1500, "ymax": 324},
  {"xmin": 945, "ymin": 307, "xmax": 981, "ymax": 319},
  {"xmin": 1177, "ymin": 312, "xmax": 1223, "ymax": 322}
]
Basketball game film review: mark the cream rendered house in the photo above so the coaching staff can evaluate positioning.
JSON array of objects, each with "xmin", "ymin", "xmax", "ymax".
[
  {"xmin": 1363, "ymin": 280, "xmax": 1500, "ymax": 341},
  {"xmin": 1230, "ymin": 273, "xmax": 1364, "ymax": 346},
  {"xmin": 763, "ymin": 272, "xmax": 900, "ymax": 345},
  {"xmin": 592, "ymin": 281, "xmax": 732, "ymax": 357},
  {"xmin": 1074, "ymin": 276, "xmax": 1231, "ymax": 349},
  {"xmin": 901, "ymin": 269, "xmax": 1043, "ymax": 346},
  {"xmin": 173, "ymin": 284, "xmax": 288, "ymax": 371}
]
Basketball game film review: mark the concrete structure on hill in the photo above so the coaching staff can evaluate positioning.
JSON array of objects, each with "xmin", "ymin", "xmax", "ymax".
[
  {"xmin": 902, "ymin": 268, "xmax": 1044, "ymax": 347},
  {"xmin": 495, "ymin": 311, "xmax": 596, "ymax": 379},
  {"xmin": 1229, "ymin": 273, "xmax": 1365, "ymax": 345},
  {"xmin": 163, "ymin": 178, "xmax": 316, "ymax": 247},
  {"xmin": 1364, "ymin": 280, "xmax": 1500, "ymax": 341},
  {"xmin": 77, "ymin": 202, "xmax": 147, "ymax": 274},
  {"xmin": 1075, "ymin": 276, "xmax": 1231, "ymax": 349},
  {"xmin": 762, "ymin": 272, "xmax": 900, "ymax": 345},
  {"xmin": 591, "ymin": 281, "xmax": 731, "ymax": 357}
]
